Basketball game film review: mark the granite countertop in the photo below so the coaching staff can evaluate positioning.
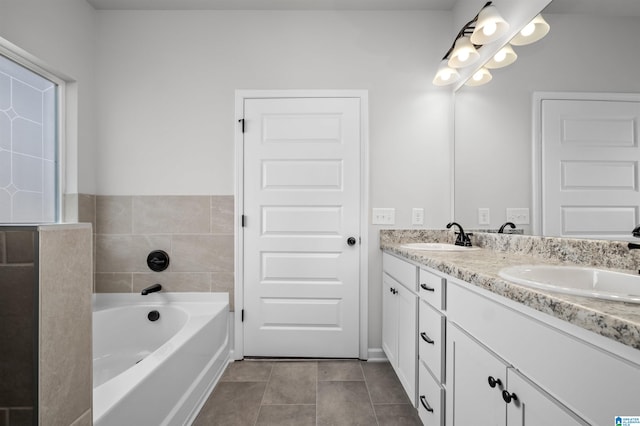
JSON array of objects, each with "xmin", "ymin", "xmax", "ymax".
[{"xmin": 380, "ymin": 230, "xmax": 640, "ymax": 351}]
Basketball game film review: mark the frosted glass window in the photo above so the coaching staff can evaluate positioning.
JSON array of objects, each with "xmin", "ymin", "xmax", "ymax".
[{"xmin": 0, "ymin": 54, "xmax": 58, "ymax": 223}]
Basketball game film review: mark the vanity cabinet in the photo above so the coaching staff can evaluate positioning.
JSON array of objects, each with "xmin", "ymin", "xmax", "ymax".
[
  {"xmin": 382, "ymin": 253, "xmax": 418, "ymax": 404},
  {"xmin": 446, "ymin": 323, "xmax": 587, "ymax": 426}
]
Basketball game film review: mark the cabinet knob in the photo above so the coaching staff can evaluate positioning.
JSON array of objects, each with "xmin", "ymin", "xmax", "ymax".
[
  {"xmin": 487, "ymin": 376, "xmax": 502, "ymax": 388},
  {"xmin": 419, "ymin": 395, "xmax": 434, "ymax": 413},
  {"xmin": 502, "ymin": 390, "xmax": 518, "ymax": 404}
]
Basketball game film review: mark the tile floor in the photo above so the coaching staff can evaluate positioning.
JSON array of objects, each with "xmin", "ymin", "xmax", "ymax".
[{"xmin": 193, "ymin": 360, "xmax": 422, "ymax": 425}]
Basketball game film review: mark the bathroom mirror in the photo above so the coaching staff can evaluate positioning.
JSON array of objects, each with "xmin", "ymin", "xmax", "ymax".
[{"xmin": 453, "ymin": 0, "xmax": 640, "ymax": 238}]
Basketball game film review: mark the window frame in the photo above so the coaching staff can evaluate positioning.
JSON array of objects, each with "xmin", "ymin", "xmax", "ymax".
[{"xmin": 0, "ymin": 42, "xmax": 66, "ymax": 223}]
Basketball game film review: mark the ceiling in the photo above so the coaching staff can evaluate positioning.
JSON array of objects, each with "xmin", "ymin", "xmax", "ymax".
[
  {"xmin": 85, "ymin": 0, "xmax": 457, "ymax": 11},
  {"xmin": 86, "ymin": 0, "xmax": 640, "ymax": 15}
]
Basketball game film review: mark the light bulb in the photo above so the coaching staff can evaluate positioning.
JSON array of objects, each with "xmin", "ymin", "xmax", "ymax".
[
  {"xmin": 473, "ymin": 71, "xmax": 484, "ymax": 81},
  {"xmin": 494, "ymin": 50, "xmax": 507, "ymax": 63},
  {"xmin": 521, "ymin": 22, "xmax": 535, "ymax": 37},
  {"xmin": 483, "ymin": 21, "xmax": 497, "ymax": 36},
  {"xmin": 458, "ymin": 50, "xmax": 470, "ymax": 63}
]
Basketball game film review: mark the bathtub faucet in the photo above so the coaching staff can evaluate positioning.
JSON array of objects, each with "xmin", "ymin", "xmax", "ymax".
[{"xmin": 141, "ymin": 283, "xmax": 162, "ymax": 295}]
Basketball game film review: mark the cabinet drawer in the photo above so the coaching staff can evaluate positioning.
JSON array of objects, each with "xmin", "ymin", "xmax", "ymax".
[
  {"xmin": 419, "ymin": 268, "xmax": 446, "ymax": 310},
  {"xmin": 383, "ymin": 253, "xmax": 417, "ymax": 291},
  {"xmin": 418, "ymin": 361, "xmax": 444, "ymax": 426},
  {"xmin": 419, "ymin": 300, "xmax": 445, "ymax": 382}
]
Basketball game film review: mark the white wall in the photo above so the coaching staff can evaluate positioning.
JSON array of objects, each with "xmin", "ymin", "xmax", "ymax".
[
  {"xmin": 0, "ymin": 0, "xmax": 97, "ymax": 194},
  {"xmin": 454, "ymin": 13, "xmax": 640, "ymax": 232},
  {"xmin": 95, "ymin": 10, "xmax": 454, "ymax": 349}
]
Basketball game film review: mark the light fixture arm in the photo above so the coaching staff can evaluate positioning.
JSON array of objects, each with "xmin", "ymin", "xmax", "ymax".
[{"xmin": 441, "ymin": 1, "xmax": 492, "ymax": 60}]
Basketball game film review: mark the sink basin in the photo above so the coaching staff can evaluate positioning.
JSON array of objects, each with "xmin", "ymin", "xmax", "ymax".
[
  {"xmin": 499, "ymin": 265, "xmax": 640, "ymax": 303},
  {"xmin": 400, "ymin": 243, "xmax": 480, "ymax": 252}
]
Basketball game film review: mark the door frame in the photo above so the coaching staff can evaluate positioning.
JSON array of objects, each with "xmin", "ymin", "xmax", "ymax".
[
  {"xmin": 532, "ymin": 91, "xmax": 640, "ymax": 235},
  {"xmin": 233, "ymin": 89, "xmax": 370, "ymax": 360}
]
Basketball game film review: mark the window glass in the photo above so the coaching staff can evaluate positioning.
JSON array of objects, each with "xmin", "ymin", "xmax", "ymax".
[{"xmin": 0, "ymin": 54, "xmax": 58, "ymax": 223}]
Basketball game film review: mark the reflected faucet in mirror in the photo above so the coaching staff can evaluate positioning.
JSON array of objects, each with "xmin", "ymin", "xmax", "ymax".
[
  {"xmin": 498, "ymin": 222, "xmax": 516, "ymax": 233},
  {"xmin": 628, "ymin": 226, "xmax": 640, "ymax": 250},
  {"xmin": 447, "ymin": 222, "xmax": 473, "ymax": 247}
]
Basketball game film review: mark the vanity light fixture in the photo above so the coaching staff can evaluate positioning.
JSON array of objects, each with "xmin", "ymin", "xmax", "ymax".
[
  {"xmin": 448, "ymin": 36, "xmax": 481, "ymax": 68},
  {"xmin": 470, "ymin": 4, "xmax": 509, "ymax": 45},
  {"xmin": 485, "ymin": 43, "xmax": 517, "ymax": 69},
  {"xmin": 433, "ymin": 59, "xmax": 461, "ymax": 86},
  {"xmin": 465, "ymin": 67, "xmax": 492, "ymax": 86},
  {"xmin": 510, "ymin": 14, "xmax": 550, "ymax": 46}
]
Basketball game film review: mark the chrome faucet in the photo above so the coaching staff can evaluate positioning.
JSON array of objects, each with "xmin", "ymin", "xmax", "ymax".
[
  {"xmin": 141, "ymin": 283, "xmax": 162, "ymax": 295},
  {"xmin": 498, "ymin": 222, "xmax": 516, "ymax": 234},
  {"xmin": 447, "ymin": 222, "xmax": 472, "ymax": 247}
]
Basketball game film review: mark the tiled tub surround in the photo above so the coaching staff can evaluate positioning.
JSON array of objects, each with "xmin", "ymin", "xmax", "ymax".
[
  {"xmin": 88, "ymin": 195, "xmax": 235, "ymax": 309},
  {"xmin": 0, "ymin": 224, "xmax": 93, "ymax": 426},
  {"xmin": 380, "ymin": 229, "xmax": 640, "ymax": 350}
]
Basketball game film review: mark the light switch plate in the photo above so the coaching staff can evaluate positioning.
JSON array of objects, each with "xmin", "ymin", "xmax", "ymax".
[
  {"xmin": 506, "ymin": 208, "xmax": 530, "ymax": 225},
  {"xmin": 412, "ymin": 208, "xmax": 424, "ymax": 225},
  {"xmin": 478, "ymin": 208, "xmax": 490, "ymax": 225},
  {"xmin": 372, "ymin": 208, "xmax": 395, "ymax": 225}
]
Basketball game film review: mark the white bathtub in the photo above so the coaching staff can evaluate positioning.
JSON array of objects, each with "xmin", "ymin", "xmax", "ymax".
[{"xmin": 93, "ymin": 292, "xmax": 230, "ymax": 426}]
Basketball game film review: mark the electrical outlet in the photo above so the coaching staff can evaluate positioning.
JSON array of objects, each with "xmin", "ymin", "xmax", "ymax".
[
  {"xmin": 412, "ymin": 208, "xmax": 424, "ymax": 225},
  {"xmin": 506, "ymin": 208, "xmax": 530, "ymax": 225},
  {"xmin": 372, "ymin": 208, "xmax": 395, "ymax": 225},
  {"xmin": 478, "ymin": 208, "xmax": 490, "ymax": 225}
]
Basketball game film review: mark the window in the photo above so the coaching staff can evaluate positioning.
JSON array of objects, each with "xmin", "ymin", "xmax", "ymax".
[{"xmin": 0, "ymin": 53, "xmax": 59, "ymax": 223}]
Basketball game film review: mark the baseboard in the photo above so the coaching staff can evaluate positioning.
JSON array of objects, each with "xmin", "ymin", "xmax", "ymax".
[{"xmin": 367, "ymin": 347, "xmax": 388, "ymax": 362}]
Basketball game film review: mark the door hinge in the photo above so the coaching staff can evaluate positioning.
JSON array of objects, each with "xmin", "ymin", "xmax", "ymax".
[
  {"xmin": 241, "ymin": 309, "xmax": 245, "ymax": 322},
  {"xmin": 238, "ymin": 118, "xmax": 245, "ymax": 133},
  {"xmin": 241, "ymin": 215, "xmax": 246, "ymax": 227}
]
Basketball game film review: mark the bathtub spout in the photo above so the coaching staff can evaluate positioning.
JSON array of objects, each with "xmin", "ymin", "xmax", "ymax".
[{"xmin": 141, "ymin": 283, "xmax": 162, "ymax": 295}]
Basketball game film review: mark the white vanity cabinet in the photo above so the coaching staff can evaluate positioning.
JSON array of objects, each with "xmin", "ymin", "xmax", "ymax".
[
  {"xmin": 446, "ymin": 278, "xmax": 640, "ymax": 426},
  {"xmin": 382, "ymin": 253, "xmax": 418, "ymax": 404}
]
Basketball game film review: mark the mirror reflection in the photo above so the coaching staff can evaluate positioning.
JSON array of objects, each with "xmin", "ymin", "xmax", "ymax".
[{"xmin": 454, "ymin": 0, "xmax": 640, "ymax": 239}]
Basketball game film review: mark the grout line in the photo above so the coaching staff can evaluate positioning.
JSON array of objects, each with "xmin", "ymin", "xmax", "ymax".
[
  {"xmin": 361, "ymin": 361, "xmax": 381, "ymax": 426},
  {"xmin": 253, "ymin": 362, "xmax": 275, "ymax": 426}
]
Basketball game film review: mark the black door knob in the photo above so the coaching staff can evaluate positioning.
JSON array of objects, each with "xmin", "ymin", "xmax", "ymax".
[{"xmin": 347, "ymin": 237, "xmax": 357, "ymax": 246}]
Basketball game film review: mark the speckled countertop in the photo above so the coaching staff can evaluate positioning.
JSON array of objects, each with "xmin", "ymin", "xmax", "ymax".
[{"xmin": 380, "ymin": 230, "xmax": 640, "ymax": 351}]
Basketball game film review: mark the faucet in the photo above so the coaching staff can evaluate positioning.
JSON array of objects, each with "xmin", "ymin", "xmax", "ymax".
[
  {"xmin": 141, "ymin": 283, "xmax": 162, "ymax": 295},
  {"xmin": 446, "ymin": 222, "xmax": 472, "ymax": 247},
  {"xmin": 498, "ymin": 222, "xmax": 516, "ymax": 234},
  {"xmin": 629, "ymin": 226, "xmax": 640, "ymax": 250}
]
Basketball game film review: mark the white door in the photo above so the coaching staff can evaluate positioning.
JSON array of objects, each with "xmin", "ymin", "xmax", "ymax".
[
  {"xmin": 541, "ymin": 98, "xmax": 640, "ymax": 239},
  {"xmin": 242, "ymin": 97, "xmax": 361, "ymax": 357}
]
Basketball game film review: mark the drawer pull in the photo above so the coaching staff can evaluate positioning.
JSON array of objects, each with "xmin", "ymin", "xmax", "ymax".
[
  {"xmin": 420, "ymin": 395, "xmax": 434, "ymax": 413},
  {"xmin": 420, "ymin": 332, "xmax": 435, "ymax": 344},
  {"xmin": 420, "ymin": 283, "xmax": 435, "ymax": 292},
  {"xmin": 487, "ymin": 376, "xmax": 502, "ymax": 388}
]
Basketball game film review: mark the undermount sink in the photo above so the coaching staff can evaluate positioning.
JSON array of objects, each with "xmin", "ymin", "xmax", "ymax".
[
  {"xmin": 400, "ymin": 243, "xmax": 480, "ymax": 252},
  {"xmin": 499, "ymin": 264, "xmax": 640, "ymax": 303}
]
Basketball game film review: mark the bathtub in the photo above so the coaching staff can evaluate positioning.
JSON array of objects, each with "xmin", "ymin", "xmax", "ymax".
[{"xmin": 93, "ymin": 292, "xmax": 230, "ymax": 426}]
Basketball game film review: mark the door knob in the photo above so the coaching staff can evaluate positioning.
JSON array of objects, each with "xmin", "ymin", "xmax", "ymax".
[{"xmin": 347, "ymin": 237, "xmax": 357, "ymax": 246}]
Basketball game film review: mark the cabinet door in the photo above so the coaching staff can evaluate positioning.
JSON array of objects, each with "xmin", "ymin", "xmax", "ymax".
[
  {"xmin": 396, "ymin": 283, "xmax": 417, "ymax": 405},
  {"xmin": 506, "ymin": 368, "xmax": 588, "ymax": 426},
  {"xmin": 382, "ymin": 273, "xmax": 398, "ymax": 367},
  {"xmin": 447, "ymin": 323, "xmax": 507, "ymax": 426}
]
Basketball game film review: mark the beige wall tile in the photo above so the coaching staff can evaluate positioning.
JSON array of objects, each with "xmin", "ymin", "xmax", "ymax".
[
  {"xmin": 133, "ymin": 272, "xmax": 211, "ymax": 293},
  {"xmin": 5, "ymin": 231, "xmax": 35, "ymax": 264},
  {"xmin": 95, "ymin": 273, "xmax": 132, "ymax": 293},
  {"xmin": 133, "ymin": 196, "xmax": 210, "ymax": 234},
  {"xmin": 211, "ymin": 195, "xmax": 234, "ymax": 234},
  {"xmin": 96, "ymin": 196, "xmax": 132, "ymax": 235},
  {"xmin": 171, "ymin": 234, "xmax": 233, "ymax": 273},
  {"xmin": 77, "ymin": 194, "xmax": 96, "ymax": 229},
  {"xmin": 38, "ymin": 225, "xmax": 92, "ymax": 426},
  {"xmin": 96, "ymin": 235, "xmax": 171, "ymax": 273},
  {"xmin": 212, "ymin": 271, "xmax": 235, "ymax": 311}
]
